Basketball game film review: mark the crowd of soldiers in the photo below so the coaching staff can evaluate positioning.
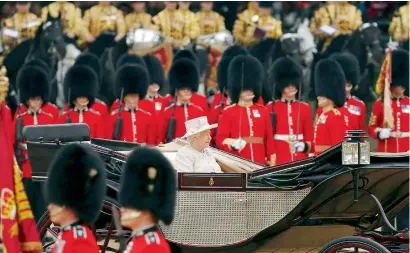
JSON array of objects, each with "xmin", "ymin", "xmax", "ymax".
[{"xmin": 0, "ymin": 1, "xmax": 409, "ymax": 251}]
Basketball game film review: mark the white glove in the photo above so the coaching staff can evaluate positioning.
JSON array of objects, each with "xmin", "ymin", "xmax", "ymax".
[
  {"xmin": 293, "ymin": 142, "xmax": 306, "ymax": 153},
  {"xmin": 378, "ymin": 128, "xmax": 392, "ymax": 140}
]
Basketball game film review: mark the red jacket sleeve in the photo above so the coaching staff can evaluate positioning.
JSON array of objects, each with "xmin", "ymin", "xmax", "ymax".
[
  {"xmin": 263, "ymin": 107, "xmax": 275, "ymax": 158},
  {"xmin": 303, "ymin": 104, "xmax": 314, "ymax": 151},
  {"xmin": 105, "ymin": 113, "xmax": 116, "ymax": 140},
  {"xmin": 359, "ymin": 102, "xmax": 366, "ymax": 131},
  {"xmin": 330, "ymin": 112, "xmax": 347, "ymax": 145},
  {"xmin": 367, "ymin": 100, "xmax": 383, "ymax": 140},
  {"xmin": 95, "ymin": 114, "xmax": 106, "ymax": 139},
  {"xmin": 157, "ymin": 109, "xmax": 171, "ymax": 144},
  {"xmin": 215, "ymin": 109, "xmax": 231, "ymax": 152},
  {"xmin": 146, "ymin": 114, "xmax": 156, "ymax": 146}
]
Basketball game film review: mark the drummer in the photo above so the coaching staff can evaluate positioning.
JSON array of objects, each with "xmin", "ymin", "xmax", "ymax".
[{"xmin": 174, "ymin": 116, "xmax": 222, "ymax": 173}]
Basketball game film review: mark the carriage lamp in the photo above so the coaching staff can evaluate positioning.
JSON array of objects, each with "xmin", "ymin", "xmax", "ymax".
[{"xmin": 342, "ymin": 130, "xmax": 370, "ymax": 165}]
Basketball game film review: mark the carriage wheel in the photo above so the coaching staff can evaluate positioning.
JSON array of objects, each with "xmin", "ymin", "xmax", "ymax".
[
  {"xmin": 36, "ymin": 196, "xmax": 131, "ymax": 253},
  {"xmin": 318, "ymin": 236, "xmax": 390, "ymax": 253}
]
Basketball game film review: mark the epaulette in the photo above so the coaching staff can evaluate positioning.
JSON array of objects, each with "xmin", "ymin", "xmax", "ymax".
[
  {"xmin": 191, "ymin": 103, "xmax": 203, "ymax": 111},
  {"xmin": 352, "ymin": 96, "xmax": 364, "ymax": 104},
  {"xmin": 139, "ymin": 108, "xmax": 152, "ymax": 116},
  {"xmin": 46, "ymin": 102, "xmax": 58, "ymax": 109},
  {"xmin": 164, "ymin": 104, "xmax": 174, "ymax": 111},
  {"xmin": 95, "ymin": 98, "xmax": 106, "ymax": 105},
  {"xmin": 72, "ymin": 226, "xmax": 87, "ymax": 239},
  {"xmin": 42, "ymin": 111, "xmax": 53, "ymax": 118},
  {"xmin": 89, "ymin": 108, "xmax": 101, "ymax": 115},
  {"xmin": 144, "ymin": 232, "xmax": 160, "ymax": 245},
  {"xmin": 213, "ymin": 104, "xmax": 222, "ymax": 110},
  {"xmin": 17, "ymin": 111, "xmax": 28, "ymax": 118},
  {"xmin": 223, "ymin": 103, "xmax": 236, "ymax": 111},
  {"xmin": 61, "ymin": 110, "xmax": 71, "ymax": 116},
  {"xmin": 111, "ymin": 109, "xmax": 120, "ymax": 115},
  {"xmin": 254, "ymin": 103, "xmax": 264, "ymax": 107},
  {"xmin": 332, "ymin": 108, "xmax": 341, "ymax": 116},
  {"xmin": 299, "ymin": 101, "xmax": 309, "ymax": 106}
]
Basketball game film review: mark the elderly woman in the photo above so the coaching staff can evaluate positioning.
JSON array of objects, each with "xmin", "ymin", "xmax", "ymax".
[{"xmin": 174, "ymin": 116, "xmax": 222, "ymax": 173}]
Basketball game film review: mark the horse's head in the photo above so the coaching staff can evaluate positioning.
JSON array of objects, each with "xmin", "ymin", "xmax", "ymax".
[
  {"xmin": 280, "ymin": 34, "xmax": 305, "ymax": 66},
  {"xmin": 37, "ymin": 14, "xmax": 66, "ymax": 59},
  {"xmin": 359, "ymin": 23, "xmax": 384, "ymax": 68}
]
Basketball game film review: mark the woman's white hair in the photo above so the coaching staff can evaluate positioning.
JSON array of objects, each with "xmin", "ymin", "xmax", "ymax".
[{"xmin": 187, "ymin": 133, "xmax": 200, "ymax": 144}]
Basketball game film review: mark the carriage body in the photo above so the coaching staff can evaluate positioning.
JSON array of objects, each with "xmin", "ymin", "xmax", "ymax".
[{"xmin": 24, "ymin": 124, "xmax": 409, "ymax": 252}]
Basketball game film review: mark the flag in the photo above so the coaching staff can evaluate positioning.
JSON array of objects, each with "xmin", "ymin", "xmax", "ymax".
[
  {"xmin": 0, "ymin": 101, "xmax": 42, "ymax": 253},
  {"xmin": 375, "ymin": 38, "xmax": 394, "ymax": 129}
]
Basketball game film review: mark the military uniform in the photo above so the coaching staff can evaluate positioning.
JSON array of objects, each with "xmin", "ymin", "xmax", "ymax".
[
  {"xmin": 3, "ymin": 11, "xmax": 40, "ymax": 52},
  {"xmin": 58, "ymin": 66, "xmax": 105, "ymax": 138},
  {"xmin": 157, "ymin": 59, "xmax": 206, "ymax": 143},
  {"xmin": 46, "ymin": 144, "xmax": 106, "ymax": 253},
  {"xmin": 119, "ymin": 148, "xmax": 175, "ymax": 253},
  {"xmin": 233, "ymin": 3, "xmax": 282, "ymax": 47},
  {"xmin": 177, "ymin": 7, "xmax": 200, "ymax": 40},
  {"xmin": 107, "ymin": 64, "xmax": 156, "ymax": 144},
  {"xmin": 313, "ymin": 59, "xmax": 348, "ymax": 155},
  {"xmin": 125, "ymin": 11, "xmax": 152, "ymax": 31},
  {"xmin": 196, "ymin": 10, "xmax": 226, "ymax": 36},
  {"xmin": 144, "ymin": 54, "xmax": 167, "ymax": 114},
  {"xmin": 389, "ymin": 3, "xmax": 409, "ymax": 43},
  {"xmin": 83, "ymin": 3, "xmax": 126, "ymax": 39},
  {"xmin": 152, "ymin": 9, "xmax": 191, "ymax": 47},
  {"xmin": 41, "ymin": 1, "xmax": 91, "ymax": 42},
  {"xmin": 216, "ymin": 55, "xmax": 275, "ymax": 165},
  {"xmin": 17, "ymin": 102, "xmax": 59, "ymax": 122},
  {"xmin": 368, "ymin": 50, "xmax": 410, "ymax": 153}
]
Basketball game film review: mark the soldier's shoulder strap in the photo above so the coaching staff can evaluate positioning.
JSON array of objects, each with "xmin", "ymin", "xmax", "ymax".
[
  {"xmin": 139, "ymin": 108, "xmax": 152, "ymax": 116},
  {"xmin": 41, "ymin": 111, "xmax": 53, "ymax": 118},
  {"xmin": 111, "ymin": 109, "xmax": 120, "ymax": 115},
  {"xmin": 223, "ymin": 103, "xmax": 236, "ymax": 111},
  {"xmin": 352, "ymin": 96, "xmax": 364, "ymax": 104},
  {"xmin": 95, "ymin": 98, "xmax": 107, "ymax": 105},
  {"xmin": 190, "ymin": 103, "xmax": 203, "ymax": 111},
  {"xmin": 89, "ymin": 108, "xmax": 101, "ymax": 115}
]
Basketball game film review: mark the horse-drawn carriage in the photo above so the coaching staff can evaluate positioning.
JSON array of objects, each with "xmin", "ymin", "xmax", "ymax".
[{"xmin": 24, "ymin": 123, "xmax": 409, "ymax": 253}]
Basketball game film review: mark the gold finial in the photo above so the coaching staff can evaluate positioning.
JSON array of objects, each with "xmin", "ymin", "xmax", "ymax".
[
  {"xmin": 89, "ymin": 168, "xmax": 98, "ymax": 178},
  {"xmin": 147, "ymin": 167, "xmax": 157, "ymax": 180}
]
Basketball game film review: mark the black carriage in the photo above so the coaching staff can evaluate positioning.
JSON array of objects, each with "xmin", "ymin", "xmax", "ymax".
[{"xmin": 24, "ymin": 124, "xmax": 409, "ymax": 253}]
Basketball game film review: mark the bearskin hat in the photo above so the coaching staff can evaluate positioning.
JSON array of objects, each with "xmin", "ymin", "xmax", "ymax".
[
  {"xmin": 250, "ymin": 39, "xmax": 276, "ymax": 67},
  {"xmin": 17, "ymin": 65, "xmax": 49, "ymax": 104},
  {"xmin": 64, "ymin": 65, "xmax": 98, "ymax": 107},
  {"xmin": 116, "ymin": 54, "xmax": 147, "ymax": 70},
  {"xmin": 173, "ymin": 49, "xmax": 199, "ymax": 67},
  {"xmin": 119, "ymin": 147, "xmax": 176, "ymax": 225},
  {"xmin": 217, "ymin": 46, "xmax": 248, "ymax": 93},
  {"xmin": 24, "ymin": 59, "xmax": 50, "ymax": 77},
  {"xmin": 315, "ymin": 59, "xmax": 346, "ymax": 107},
  {"xmin": 391, "ymin": 49, "xmax": 409, "ymax": 87},
  {"xmin": 168, "ymin": 59, "xmax": 199, "ymax": 93},
  {"xmin": 269, "ymin": 57, "xmax": 302, "ymax": 99},
  {"xmin": 228, "ymin": 55, "xmax": 264, "ymax": 104},
  {"xmin": 45, "ymin": 143, "xmax": 106, "ymax": 224},
  {"xmin": 115, "ymin": 64, "xmax": 149, "ymax": 99},
  {"xmin": 75, "ymin": 53, "xmax": 102, "ymax": 82},
  {"xmin": 329, "ymin": 52, "xmax": 360, "ymax": 86},
  {"xmin": 143, "ymin": 55, "xmax": 165, "ymax": 89}
]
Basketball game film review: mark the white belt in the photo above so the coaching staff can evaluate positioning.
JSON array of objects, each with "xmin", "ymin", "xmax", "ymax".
[
  {"xmin": 274, "ymin": 134, "xmax": 304, "ymax": 141},
  {"xmin": 390, "ymin": 132, "xmax": 410, "ymax": 138}
]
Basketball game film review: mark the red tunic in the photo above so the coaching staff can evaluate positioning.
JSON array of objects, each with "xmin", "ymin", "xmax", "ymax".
[
  {"xmin": 110, "ymin": 99, "xmax": 155, "ymax": 115},
  {"xmin": 12, "ymin": 110, "xmax": 55, "ymax": 178},
  {"xmin": 145, "ymin": 95, "xmax": 169, "ymax": 114},
  {"xmin": 157, "ymin": 103, "xmax": 205, "ymax": 144},
  {"xmin": 17, "ymin": 102, "xmax": 59, "ymax": 122},
  {"xmin": 51, "ymin": 224, "xmax": 99, "ymax": 253},
  {"xmin": 266, "ymin": 99, "xmax": 313, "ymax": 165},
  {"xmin": 313, "ymin": 108, "xmax": 348, "ymax": 155},
  {"xmin": 367, "ymin": 97, "xmax": 410, "ymax": 153},
  {"xmin": 211, "ymin": 92, "xmax": 265, "ymax": 109},
  {"xmin": 58, "ymin": 108, "xmax": 105, "ymax": 138},
  {"xmin": 215, "ymin": 103, "xmax": 275, "ymax": 165},
  {"xmin": 106, "ymin": 108, "xmax": 156, "ymax": 145},
  {"xmin": 317, "ymin": 96, "xmax": 366, "ymax": 131},
  {"xmin": 124, "ymin": 227, "xmax": 170, "ymax": 253},
  {"xmin": 190, "ymin": 93, "xmax": 209, "ymax": 113},
  {"xmin": 63, "ymin": 99, "xmax": 108, "ymax": 118}
]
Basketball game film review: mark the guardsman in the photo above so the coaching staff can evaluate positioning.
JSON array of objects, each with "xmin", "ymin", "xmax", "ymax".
[
  {"xmin": 389, "ymin": 3, "xmax": 409, "ymax": 46},
  {"xmin": 143, "ymin": 54, "xmax": 168, "ymax": 114},
  {"xmin": 41, "ymin": 1, "xmax": 94, "ymax": 43},
  {"xmin": 16, "ymin": 59, "xmax": 59, "ymax": 120},
  {"xmin": 327, "ymin": 52, "xmax": 366, "ymax": 130},
  {"xmin": 106, "ymin": 64, "xmax": 156, "ymax": 145},
  {"xmin": 119, "ymin": 147, "xmax": 175, "ymax": 253},
  {"xmin": 233, "ymin": 1, "xmax": 282, "ymax": 48},
  {"xmin": 63, "ymin": 53, "xmax": 109, "ymax": 118},
  {"xmin": 157, "ymin": 59, "xmax": 206, "ymax": 143},
  {"xmin": 3, "ymin": 1, "xmax": 40, "ymax": 52},
  {"xmin": 216, "ymin": 55, "xmax": 275, "ymax": 166},
  {"xmin": 125, "ymin": 1, "xmax": 153, "ymax": 32},
  {"xmin": 196, "ymin": 1, "xmax": 226, "ymax": 36},
  {"xmin": 12, "ymin": 66, "xmax": 54, "ymax": 222},
  {"xmin": 58, "ymin": 66, "xmax": 105, "ymax": 138},
  {"xmin": 368, "ymin": 49, "xmax": 410, "ymax": 153},
  {"xmin": 173, "ymin": 49, "xmax": 209, "ymax": 113},
  {"xmin": 266, "ymin": 57, "xmax": 313, "ymax": 165},
  {"xmin": 83, "ymin": 1, "xmax": 126, "ymax": 42},
  {"xmin": 152, "ymin": 2, "xmax": 191, "ymax": 48},
  {"xmin": 310, "ymin": 2, "xmax": 362, "ymax": 53},
  {"xmin": 46, "ymin": 143, "xmax": 105, "ymax": 253},
  {"xmin": 177, "ymin": 1, "xmax": 200, "ymax": 40},
  {"xmin": 313, "ymin": 59, "xmax": 348, "ymax": 155}
]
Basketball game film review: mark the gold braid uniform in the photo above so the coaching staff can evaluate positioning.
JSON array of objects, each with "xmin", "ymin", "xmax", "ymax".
[
  {"xmin": 196, "ymin": 10, "xmax": 226, "ymax": 35},
  {"xmin": 125, "ymin": 12, "xmax": 153, "ymax": 32},
  {"xmin": 83, "ymin": 4, "xmax": 126, "ymax": 39},
  {"xmin": 3, "ymin": 12, "xmax": 40, "ymax": 52},
  {"xmin": 152, "ymin": 9, "xmax": 191, "ymax": 47},
  {"xmin": 41, "ymin": 2, "xmax": 91, "ymax": 42},
  {"xmin": 389, "ymin": 3, "xmax": 409, "ymax": 42},
  {"xmin": 233, "ymin": 9, "xmax": 282, "ymax": 47},
  {"xmin": 310, "ymin": 2, "xmax": 362, "ymax": 52},
  {"xmin": 176, "ymin": 8, "xmax": 200, "ymax": 40}
]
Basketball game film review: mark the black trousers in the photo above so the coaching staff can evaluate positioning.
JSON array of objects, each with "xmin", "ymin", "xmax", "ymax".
[{"xmin": 22, "ymin": 178, "xmax": 46, "ymax": 224}]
